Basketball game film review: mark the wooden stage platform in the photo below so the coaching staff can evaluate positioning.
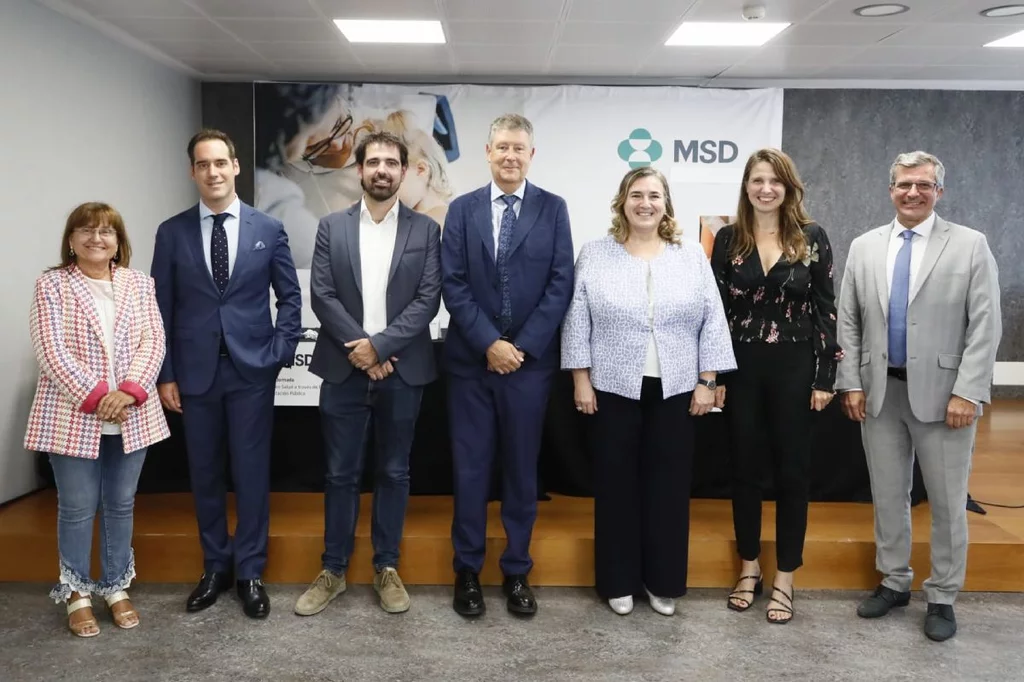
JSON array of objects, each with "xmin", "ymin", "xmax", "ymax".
[{"xmin": 3, "ymin": 401, "xmax": 1023, "ymax": 591}]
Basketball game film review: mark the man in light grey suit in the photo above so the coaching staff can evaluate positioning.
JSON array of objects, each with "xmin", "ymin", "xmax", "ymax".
[
  {"xmin": 837, "ymin": 151, "xmax": 1001, "ymax": 642},
  {"xmin": 294, "ymin": 131, "xmax": 442, "ymax": 617}
]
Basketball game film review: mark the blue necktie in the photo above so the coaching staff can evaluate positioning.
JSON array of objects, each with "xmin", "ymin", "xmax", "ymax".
[
  {"xmin": 888, "ymin": 229, "xmax": 914, "ymax": 367},
  {"xmin": 211, "ymin": 213, "xmax": 230, "ymax": 294},
  {"xmin": 496, "ymin": 195, "xmax": 517, "ymax": 333}
]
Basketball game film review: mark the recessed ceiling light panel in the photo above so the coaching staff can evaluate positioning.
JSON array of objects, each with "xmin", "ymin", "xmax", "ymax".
[
  {"xmin": 664, "ymin": 21, "xmax": 790, "ymax": 47},
  {"xmin": 853, "ymin": 3, "xmax": 910, "ymax": 17},
  {"xmin": 985, "ymin": 28, "xmax": 1024, "ymax": 46},
  {"xmin": 334, "ymin": 19, "xmax": 446, "ymax": 44}
]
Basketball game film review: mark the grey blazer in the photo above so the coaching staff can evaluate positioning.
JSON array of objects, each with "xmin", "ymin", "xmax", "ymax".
[
  {"xmin": 835, "ymin": 216, "xmax": 1001, "ymax": 422},
  {"xmin": 308, "ymin": 201, "xmax": 442, "ymax": 386}
]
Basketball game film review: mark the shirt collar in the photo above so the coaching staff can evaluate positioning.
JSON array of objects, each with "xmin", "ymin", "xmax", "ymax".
[
  {"xmin": 491, "ymin": 181, "xmax": 526, "ymax": 204},
  {"xmin": 199, "ymin": 196, "xmax": 240, "ymax": 221},
  {"xmin": 893, "ymin": 211, "xmax": 936, "ymax": 239},
  {"xmin": 360, "ymin": 197, "xmax": 400, "ymax": 225}
]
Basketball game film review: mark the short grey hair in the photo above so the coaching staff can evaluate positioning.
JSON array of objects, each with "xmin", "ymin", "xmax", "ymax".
[
  {"xmin": 889, "ymin": 151, "xmax": 945, "ymax": 188},
  {"xmin": 488, "ymin": 113, "xmax": 534, "ymax": 146}
]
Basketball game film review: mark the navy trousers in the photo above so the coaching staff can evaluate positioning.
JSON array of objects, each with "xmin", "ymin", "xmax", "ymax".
[
  {"xmin": 181, "ymin": 355, "xmax": 275, "ymax": 580},
  {"xmin": 448, "ymin": 368, "xmax": 552, "ymax": 576}
]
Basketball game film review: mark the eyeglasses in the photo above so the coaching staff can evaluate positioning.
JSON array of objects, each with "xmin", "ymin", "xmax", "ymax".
[
  {"xmin": 301, "ymin": 113, "xmax": 354, "ymax": 163},
  {"xmin": 892, "ymin": 181, "xmax": 940, "ymax": 194},
  {"xmin": 74, "ymin": 227, "xmax": 117, "ymax": 238}
]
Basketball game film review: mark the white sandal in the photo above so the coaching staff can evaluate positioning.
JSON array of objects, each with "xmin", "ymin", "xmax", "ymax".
[
  {"xmin": 67, "ymin": 596, "xmax": 100, "ymax": 638},
  {"xmin": 104, "ymin": 590, "xmax": 139, "ymax": 629}
]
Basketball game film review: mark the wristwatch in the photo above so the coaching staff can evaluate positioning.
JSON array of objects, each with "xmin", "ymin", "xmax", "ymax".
[{"xmin": 696, "ymin": 378, "xmax": 717, "ymax": 390}]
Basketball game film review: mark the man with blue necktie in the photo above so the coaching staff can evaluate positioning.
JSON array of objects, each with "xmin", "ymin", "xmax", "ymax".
[
  {"xmin": 836, "ymin": 151, "xmax": 1001, "ymax": 642},
  {"xmin": 152, "ymin": 130, "xmax": 302, "ymax": 619},
  {"xmin": 441, "ymin": 114, "xmax": 574, "ymax": 616}
]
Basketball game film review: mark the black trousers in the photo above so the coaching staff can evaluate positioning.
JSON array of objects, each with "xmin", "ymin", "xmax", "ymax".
[
  {"xmin": 590, "ymin": 378, "xmax": 694, "ymax": 599},
  {"xmin": 727, "ymin": 341, "xmax": 815, "ymax": 572}
]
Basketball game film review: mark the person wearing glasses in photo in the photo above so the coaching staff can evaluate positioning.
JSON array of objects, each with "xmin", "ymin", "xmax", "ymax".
[
  {"xmin": 25, "ymin": 203, "xmax": 169, "ymax": 637},
  {"xmin": 837, "ymin": 151, "xmax": 1001, "ymax": 642},
  {"xmin": 255, "ymin": 83, "xmax": 351, "ymax": 270},
  {"xmin": 710, "ymin": 148, "xmax": 842, "ymax": 625},
  {"xmin": 152, "ymin": 129, "xmax": 302, "ymax": 619},
  {"xmin": 562, "ymin": 167, "xmax": 735, "ymax": 617}
]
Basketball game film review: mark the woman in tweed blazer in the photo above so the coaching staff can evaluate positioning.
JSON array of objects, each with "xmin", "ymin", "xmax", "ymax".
[
  {"xmin": 25, "ymin": 202, "xmax": 169, "ymax": 637},
  {"xmin": 561, "ymin": 168, "xmax": 736, "ymax": 616}
]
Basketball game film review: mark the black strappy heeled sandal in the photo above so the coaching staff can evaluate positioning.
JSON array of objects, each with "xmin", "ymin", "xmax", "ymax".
[
  {"xmin": 766, "ymin": 585, "xmax": 794, "ymax": 624},
  {"xmin": 727, "ymin": 574, "xmax": 763, "ymax": 612}
]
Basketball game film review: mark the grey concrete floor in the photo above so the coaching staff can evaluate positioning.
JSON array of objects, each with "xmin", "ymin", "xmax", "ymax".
[{"xmin": 1, "ymin": 584, "xmax": 1021, "ymax": 682}]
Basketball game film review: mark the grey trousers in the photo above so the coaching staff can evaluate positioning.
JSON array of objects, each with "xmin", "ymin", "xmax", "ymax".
[{"xmin": 861, "ymin": 377, "xmax": 975, "ymax": 605}]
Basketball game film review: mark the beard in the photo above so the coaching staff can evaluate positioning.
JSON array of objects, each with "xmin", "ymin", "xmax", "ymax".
[{"xmin": 362, "ymin": 174, "xmax": 399, "ymax": 202}]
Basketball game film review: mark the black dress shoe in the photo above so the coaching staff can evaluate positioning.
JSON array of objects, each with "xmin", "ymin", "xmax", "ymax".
[
  {"xmin": 186, "ymin": 571, "xmax": 233, "ymax": 612},
  {"xmin": 924, "ymin": 603, "xmax": 957, "ymax": 642},
  {"xmin": 502, "ymin": 574, "xmax": 537, "ymax": 616},
  {"xmin": 453, "ymin": 569, "xmax": 485, "ymax": 617},
  {"xmin": 857, "ymin": 584, "xmax": 911, "ymax": 618},
  {"xmin": 237, "ymin": 579, "xmax": 270, "ymax": 619}
]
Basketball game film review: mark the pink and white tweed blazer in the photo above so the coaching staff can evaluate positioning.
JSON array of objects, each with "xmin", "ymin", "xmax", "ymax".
[{"xmin": 25, "ymin": 265, "xmax": 170, "ymax": 459}]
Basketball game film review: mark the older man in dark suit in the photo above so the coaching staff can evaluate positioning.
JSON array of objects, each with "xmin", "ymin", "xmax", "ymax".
[{"xmin": 441, "ymin": 114, "xmax": 574, "ymax": 617}]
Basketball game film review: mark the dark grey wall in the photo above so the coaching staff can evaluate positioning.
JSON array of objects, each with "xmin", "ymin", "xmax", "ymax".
[{"xmin": 782, "ymin": 89, "xmax": 1024, "ymax": 362}]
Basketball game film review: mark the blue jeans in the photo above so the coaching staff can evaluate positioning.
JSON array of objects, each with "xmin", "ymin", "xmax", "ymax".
[
  {"xmin": 320, "ymin": 372, "xmax": 423, "ymax": 573},
  {"xmin": 48, "ymin": 435, "xmax": 147, "ymax": 603}
]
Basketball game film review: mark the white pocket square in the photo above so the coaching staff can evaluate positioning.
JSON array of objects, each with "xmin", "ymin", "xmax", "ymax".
[{"xmin": 254, "ymin": 241, "xmax": 266, "ymax": 250}]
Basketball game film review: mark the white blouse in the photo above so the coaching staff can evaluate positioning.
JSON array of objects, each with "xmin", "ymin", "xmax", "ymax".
[{"xmin": 84, "ymin": 276, "xmax": 120, "ymax": 436}]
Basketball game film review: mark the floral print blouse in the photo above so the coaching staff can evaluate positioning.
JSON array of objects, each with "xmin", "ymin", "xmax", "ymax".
[{"xmin": 709, "ymin": 222, "xmax": 841, "ymax": 391}]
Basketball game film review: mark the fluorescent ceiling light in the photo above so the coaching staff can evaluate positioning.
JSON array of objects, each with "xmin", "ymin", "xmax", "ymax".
[
  {"xmin": 664, "ymin": 22, "xmax": 790, "ymax": 47},
  {"xmin": 980, "ymin": 5, "xmax": 1024, "ymax": 17},
  {"xmin": 853, "ymin": 4, "xmax": 910, "ymax": 16},
  {"xmin": 334, "ymin": 19, "xmax": 445, "ymax": 44},
  {"xmin": 985, "ymin": 28, "xmax": 1024, "ymax": 46}
]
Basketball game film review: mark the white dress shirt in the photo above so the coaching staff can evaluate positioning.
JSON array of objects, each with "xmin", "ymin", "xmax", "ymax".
[
  {"xmin": 199, "ymin": 196, "xmax": 241, "ymax": 278},
  {"xmin": 84, "ymin": 276, "xmax": 121, "ymax": 435},
  {"xmin": 490, "ymin": 181, "xmax": 525, "ymax": 259},
  {"xmin": 885, "ymin": 211, "xmax": 935, "ymax": 300},
  {"xmin": 359, "ymin": 198, "xmax": 399, "ymax": 337}
]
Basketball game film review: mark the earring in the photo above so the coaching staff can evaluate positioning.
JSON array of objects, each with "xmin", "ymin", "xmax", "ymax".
[{"xmin": 68, "ymin": 248, "xmax": 75, "ymax": 258}]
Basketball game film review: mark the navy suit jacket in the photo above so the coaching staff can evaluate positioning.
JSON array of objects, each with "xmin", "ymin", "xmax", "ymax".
[
  {"xmin": 308, "ymin": 201, "xmax": 442, "ymax": 386},
  {"xmin": 441, "ymin": 181, "xmax": 574, "ymax": 377},
  {"xmin": 151, "ymin": 201, "xmax": 302, "ymax": 395}
]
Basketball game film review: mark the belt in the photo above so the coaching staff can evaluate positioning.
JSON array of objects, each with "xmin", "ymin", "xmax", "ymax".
[{"xmin": 887, "ymin": 367, "xmax": 907, "ymax": 381}]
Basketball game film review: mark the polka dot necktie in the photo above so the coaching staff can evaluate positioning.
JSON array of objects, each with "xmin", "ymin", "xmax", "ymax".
[{"xmin": 211, "ymin": 212, "xmax": 230, "ymax": 294}]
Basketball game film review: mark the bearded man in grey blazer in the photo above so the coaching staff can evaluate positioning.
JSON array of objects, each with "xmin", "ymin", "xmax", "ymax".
[
  {"xmin": 836, "ymin": 151, "xmax": 1001, "ymax": 642},
  {"xmin": 295, "ymin": 131, "xmax": 441, "ymax": 617}
]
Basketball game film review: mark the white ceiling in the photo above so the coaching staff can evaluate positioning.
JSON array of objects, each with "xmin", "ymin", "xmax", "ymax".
[{"xmin": 37, "ymin": 0, "xmax": 1024, "ymax": 85}]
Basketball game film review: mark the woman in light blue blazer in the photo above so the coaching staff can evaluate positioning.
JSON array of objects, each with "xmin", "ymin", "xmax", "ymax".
[{"xmin": 562, "ymin": 167, "xmax": 736, "ymax": 616}]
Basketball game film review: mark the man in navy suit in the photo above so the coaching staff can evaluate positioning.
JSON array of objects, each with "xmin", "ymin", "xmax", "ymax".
[
  {"xmin": 441, "ymin": 114, "xmax": 574, "ymax": 616},
  {"xmin": 152, "ymin": 129, "xmax": 302, "ymax": 619}
]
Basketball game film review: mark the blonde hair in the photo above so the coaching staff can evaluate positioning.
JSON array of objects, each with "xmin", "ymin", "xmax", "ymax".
[{"xmin": 609, "ymin": 167, "xmax": 679, "ymax": 244}]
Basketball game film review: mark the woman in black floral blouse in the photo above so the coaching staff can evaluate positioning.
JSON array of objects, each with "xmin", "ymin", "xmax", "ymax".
[{"xmin": 710, "ymin": 148, "xmax": 842, "ymax": 625}]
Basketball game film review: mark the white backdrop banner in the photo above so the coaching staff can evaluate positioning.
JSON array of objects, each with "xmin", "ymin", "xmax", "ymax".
[{"xmin": 255, "ymin": 83, "xmax": 783, "ymax": 405}]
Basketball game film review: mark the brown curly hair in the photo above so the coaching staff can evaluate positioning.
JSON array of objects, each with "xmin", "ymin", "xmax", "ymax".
[{"xmin": 609, "ymin": 167, "xmax": 679, "ymax": 244}]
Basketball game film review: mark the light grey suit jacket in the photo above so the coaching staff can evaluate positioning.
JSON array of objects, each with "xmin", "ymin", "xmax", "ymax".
[
  {"xmin": 835, "ymin": 215, "xmax": 1001, "ymax": 422},
  {"xmin": 308, "ymin": 201, "xmax": 442, "ymax": 386}
]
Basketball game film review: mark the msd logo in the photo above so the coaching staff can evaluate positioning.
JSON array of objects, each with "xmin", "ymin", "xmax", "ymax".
[
  {"xmin": 618, "ymin": 129, "xmax": 740, "ymax": 166},
  {"xmin": 673, "ymin": 139, "xmax": 739, "ymax": 164}
]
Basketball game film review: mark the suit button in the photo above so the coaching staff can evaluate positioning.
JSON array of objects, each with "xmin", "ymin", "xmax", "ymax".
[{"xmin": 882, "ymin": 353, "xmax": 887, "ymax": 359}]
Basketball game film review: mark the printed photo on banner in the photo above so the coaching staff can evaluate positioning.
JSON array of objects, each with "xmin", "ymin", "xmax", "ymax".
[{"xmin": 699, "ymin": 215, "xmax": 736, "ymax": 259}]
